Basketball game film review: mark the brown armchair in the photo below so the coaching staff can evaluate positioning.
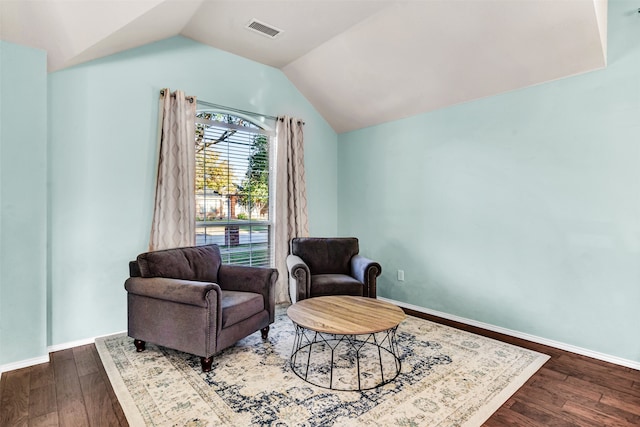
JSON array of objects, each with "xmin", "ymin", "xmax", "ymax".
[
  {"xmin": 286, "ymin": 237, "xmax": 381, "ymax": 303},
  {"xmin": 125, "ymin": 244, "xmax": 278, "ymax": 372}
]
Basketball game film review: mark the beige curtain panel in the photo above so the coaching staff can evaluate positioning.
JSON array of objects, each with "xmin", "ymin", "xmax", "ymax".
[
  {"xmin": 274, "ymin": 116, "xmax": 309, "ymax": 303},
  {"xmin": 149, "ymin": 89, "xmax": 197, "ymax": 251}
]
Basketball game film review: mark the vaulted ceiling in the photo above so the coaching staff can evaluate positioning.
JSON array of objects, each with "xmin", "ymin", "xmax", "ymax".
[{"xmin": 0, "ymin": 0, "xmax": 608, "ymax": 133}]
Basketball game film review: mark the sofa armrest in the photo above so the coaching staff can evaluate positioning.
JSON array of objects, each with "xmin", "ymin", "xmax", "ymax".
[
  {"xmin": 287, "ymin": 254, "xmax": 310, "ymax": 303},
  {"xmin": 350, "ymin": 255, "xmax": 382, "ymax": 298},
  {"xmin": 217, "ymin": 265, "xmax": 278, "ymax": 323},
  {"xmin": 125, "ymin": 277, "xmax": 221, "ymax": 308},
  {"xmin": 218, "ymin": 265, "xmax": 277, "ymax": 294}
]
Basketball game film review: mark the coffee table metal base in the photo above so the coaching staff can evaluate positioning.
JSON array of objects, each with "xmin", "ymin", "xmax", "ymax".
[{"xmin": 290, "ymin": 324, "xmax": 401, "ymax": 391}]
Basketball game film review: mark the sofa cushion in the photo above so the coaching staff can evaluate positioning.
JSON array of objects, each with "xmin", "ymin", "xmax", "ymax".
[
  {"xmin": 310, "ymin": 274, "xmax": 363, "ymax": 297},
  {"xmin": 220, "ymin": 290, "xmax": 265, "ymax": 328},
  {"xmin": 136, "ymin": 244, "xmax": 221, "ymax": 283},
  {"xmin": 291, "ymin": 237, "xmax": 359, "ymax": 275}
]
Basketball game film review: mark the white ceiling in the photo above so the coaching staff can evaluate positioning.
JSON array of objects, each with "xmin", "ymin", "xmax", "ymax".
[{"xmin": 0, "ymin": 0, "xmax": 608, "ymax": 133}]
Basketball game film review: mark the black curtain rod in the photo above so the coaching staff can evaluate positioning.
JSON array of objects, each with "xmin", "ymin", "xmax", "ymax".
[
  {"xmin": 278, "ymin": 117, "xmax": 305, "ymax": 126},
  {"xmin": 159, "ymin": 89, "xmax": 194, "ymax": 103},
  {"xmin": 196, "ymin": 99, "xmax": 278, "ymax": 121},
  {"xmin": 160, "ymin": 90, "xmax": 304, "ymax": 124}
]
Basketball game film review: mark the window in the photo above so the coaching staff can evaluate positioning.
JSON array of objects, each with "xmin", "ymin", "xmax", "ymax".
[{"xmin": 194, "ymin": 111, "xmax": 274, "ymax": 267}]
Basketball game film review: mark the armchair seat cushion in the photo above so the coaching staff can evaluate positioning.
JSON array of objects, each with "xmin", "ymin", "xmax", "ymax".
[
  {"xmin": 221, "ymin": 290, "xmax": 264, "ymax": 328},
  {"xmin": 310, "ymin": 274, "xmax": 363, "ymax": 298}
]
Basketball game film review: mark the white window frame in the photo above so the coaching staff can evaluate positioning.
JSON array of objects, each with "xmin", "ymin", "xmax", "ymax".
[{"xmin": 194, "ymin": 110, "xmax": 275, "ymax": 267}]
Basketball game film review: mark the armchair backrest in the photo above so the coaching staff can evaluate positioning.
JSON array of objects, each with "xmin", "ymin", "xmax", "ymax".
[
  {"xmin": 291, "ymin": 237, "xmax": 359, "ymax": 275},
  {"xmin": 133, "ymin": 244, "xmax": 222, "ymax": 282}
]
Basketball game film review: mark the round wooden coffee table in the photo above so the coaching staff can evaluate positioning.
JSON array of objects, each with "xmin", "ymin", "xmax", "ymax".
[{"xmin": 287, "ymin": 296, "xmax": 406, "ymax": 391}]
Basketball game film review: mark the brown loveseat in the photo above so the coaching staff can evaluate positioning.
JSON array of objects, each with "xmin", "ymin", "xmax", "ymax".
[
  {"xmin": 286, "ymin": 237, "xmax": 381, "ymax": 303},
  {"xmin": 125, "ymin": 244, "xmax": 278, "ymax": 372}
]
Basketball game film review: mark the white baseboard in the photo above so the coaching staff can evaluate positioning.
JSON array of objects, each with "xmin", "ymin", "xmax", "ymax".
[
  {"xmin": 0, "ymin": 354, "xmax": 50, "ymax": 374},
  {"xmin": 4, "ymin": 306, "xmax": 639, "ymax": 375},
  {"xmin": 379, "ymin": 297, "xmax": 640, "ymax": 371},
  {"xmin": 47, "ymin": 330, "xmax": 128, "ymax": 353},
  {"xmin": 1, "ymin": 330, "xmax": 127, "ymax": 375}
]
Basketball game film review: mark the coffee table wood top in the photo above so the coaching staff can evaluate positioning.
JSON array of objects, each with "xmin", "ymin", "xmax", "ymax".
[{"xmin": 287, "ymin": 296, "xmax": 406, "ymax": 335}]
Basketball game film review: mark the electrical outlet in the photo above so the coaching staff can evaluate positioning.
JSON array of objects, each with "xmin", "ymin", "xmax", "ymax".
[{"xmin": 397, "ymin": 270, "xmax": 405, "ymax": 281}]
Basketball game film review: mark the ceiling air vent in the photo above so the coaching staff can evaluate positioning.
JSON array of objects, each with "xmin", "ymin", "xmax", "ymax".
[{"xmin": 246, "ymin": 19, "xmax": 282, "ymax": 39}]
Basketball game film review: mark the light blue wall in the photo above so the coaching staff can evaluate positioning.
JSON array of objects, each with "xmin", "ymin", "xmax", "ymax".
[
  {"xmin": 339, "ymin": 1, "xmax": 640, "ymax": 363},
  {"xmin": 47, "ymin": 36, "xmax": 338, "ymax": 346},
  {"xmin": 0, "ymin": 41, "xmax": 48, "ymax": 364},
  {"xmin": 4, "ymin": 3, "xmax": 637, "ymax": 368}
]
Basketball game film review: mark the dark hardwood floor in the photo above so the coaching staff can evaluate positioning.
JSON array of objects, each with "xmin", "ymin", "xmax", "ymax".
[
  {"xmin": 0, "ymin": 345, "xmax": 126, "ymax": 427},
  {"xmin": 406, "ymin": 309, "xmax": 640, "ymax": 427},
  {"xmin": 1, "ymin": 310, "xmax": 639, "ymax": 426}
]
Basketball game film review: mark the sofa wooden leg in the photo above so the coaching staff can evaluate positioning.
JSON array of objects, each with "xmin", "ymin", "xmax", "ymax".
[
  {"xmin": 134, "ymin": 339, "xmax": 146, "ymax": 352},
  {"xmin": 261, "ymin": 326, "xmax": 270, "ymax": 340},
  {"xmin": 201, "ymin": 356, "xmax": 213, "ymax": 372}
]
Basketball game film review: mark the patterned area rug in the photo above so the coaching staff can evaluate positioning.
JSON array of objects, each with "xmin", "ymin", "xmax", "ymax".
[{"xmin": 96, "ymin": 305, "xmax": 549, "ymax": 426}]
